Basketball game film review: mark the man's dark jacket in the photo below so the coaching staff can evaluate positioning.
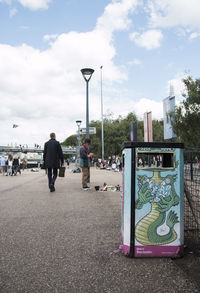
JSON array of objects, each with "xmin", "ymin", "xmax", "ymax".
[{"xmin": 44, "ymin": 138, "xmax": 64, "ymax": 168}]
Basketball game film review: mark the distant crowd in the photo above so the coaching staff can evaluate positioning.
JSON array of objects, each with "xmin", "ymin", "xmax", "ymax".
[
  {"xmin": 0, "ymin": 154, "xmax": 27, "ymax": 176},
  {"xmin": 96, "ymin": 156, "xmax": 122, "ymax": 172}
]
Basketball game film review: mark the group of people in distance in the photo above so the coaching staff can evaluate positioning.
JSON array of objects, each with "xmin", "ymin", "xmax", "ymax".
[
  {"xmin": 1, "ymin": 133, "xmax": 92, "ymax": 193},
  {"xmin": 43, "ymin": 133, "xmax": 92, "ymax": 192},
  {"xmin": 0, "ymin": 154, "xmax": 22, "ymax": 176}
]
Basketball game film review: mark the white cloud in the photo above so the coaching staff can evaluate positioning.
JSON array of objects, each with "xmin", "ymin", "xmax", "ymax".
[
  {"xmin": 96, "ymin": 0, "xmax": 139, "ymax": 37},
  {"xmin": 0, "ymin": 0, "xmax": 51, "ymax": 10},
  {"xmin": 134, "ymin": 98, "xmax": 163, "ymax": 119},
  {"xmin": 128, "ymin": 58, "xmax": 141, "ymax": 65},
  {"xmin": 111, "ymin": 97, "xmax": 163, "ymax": 120},
  {"xmin": 189, "ymin": 32, "xmax": 200, "ymax": 40},
  {"xmin": 167, "ymin": 75, "xmax": 187, "ymax": 99},
  {"xmin": 44, "ymin": 34, "xmax": 58, "ymax": 42},
  {"xmin": 9, "ymin": 7, "xmax": 17, "ymax": 17},
  {"xmin": 129, "ymin": 29, "xmax": 163, "ymax": 50},
  {"xmin": 1, "ymin": 0, "xmax": 138, "ymax": 13},
  {"xmin": 18, "ymin": 0, "xmax": 51, "ymax": 10},
  {"xmin": 148, "ymin": 0, "xmax": 200, "ymax": 30},
  {"xmin": 0, "ymin": 0, "xmax": 141, "ymax": 146}
]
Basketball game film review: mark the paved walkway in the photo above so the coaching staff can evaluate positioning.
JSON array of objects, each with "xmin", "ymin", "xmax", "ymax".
[{"xmin": 0, "ymin": 166, "xmax": 199, "ymax": 293}]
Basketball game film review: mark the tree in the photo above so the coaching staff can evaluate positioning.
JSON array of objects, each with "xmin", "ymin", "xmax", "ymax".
[
  {"xmin": 62, "ymin": 112, "xmax": 165, "ymax": 158},
  {"xmin": 171, "ymin": 76, "xmax": 200, "ymax": 147},
  {"xmin": 61, "ymin": 135, "xmax": 77, "ymax": 146},
  {"xmin": 152, "ymin": 120, "xmax": 164, "ymax": 142}
]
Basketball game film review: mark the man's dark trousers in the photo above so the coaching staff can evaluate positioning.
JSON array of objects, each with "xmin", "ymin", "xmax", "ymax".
[{"xmin": 48, "ymin": 168, "xmax": 58, "ymax": 188}]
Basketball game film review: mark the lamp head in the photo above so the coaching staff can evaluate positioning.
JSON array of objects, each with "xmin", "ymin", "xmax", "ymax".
[
  {"xmin": 76, "ymin": 120, "xmax": 82, "ymax": 126},
  {"xmin": 81, "ymin": 68, "xmax": 94, "ymax": 82}
]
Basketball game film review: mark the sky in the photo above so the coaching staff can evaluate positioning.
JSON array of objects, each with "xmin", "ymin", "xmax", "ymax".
[{"xmin": 0, "ymin": 0, "xmax": 200, "ymax": 146}]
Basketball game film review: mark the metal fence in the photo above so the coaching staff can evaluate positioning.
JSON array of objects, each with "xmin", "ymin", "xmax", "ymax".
[{"xmin": 184, "ymin": 148, "xmax": 200, "ymax": 254}]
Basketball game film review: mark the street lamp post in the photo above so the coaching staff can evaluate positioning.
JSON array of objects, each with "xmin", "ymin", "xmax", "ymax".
[
  {"xmin": 80, "ymin": 68, "xmax": 94, "ymax": 139},
  {"xmin": 100, "ymin": 66, "xmax": 104, "ymax": 162},
  {"xmin": 76, "ymin": 120, "xmax": 82, "ymax": 163}
]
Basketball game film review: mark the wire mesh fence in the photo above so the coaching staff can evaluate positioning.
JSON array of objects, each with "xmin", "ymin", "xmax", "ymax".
[{"xmin": 184, "ymin": 148, "xmax": 200, "ymax": 254}]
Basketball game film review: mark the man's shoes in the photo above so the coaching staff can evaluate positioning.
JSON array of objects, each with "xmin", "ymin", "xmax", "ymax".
[
  {"xmin": 83, "ymin": 186, "xmax": 91, "ymax": 190},
  {"xmin": 50, "ymin": 184, "xmax": 55, "ymax": 192}
]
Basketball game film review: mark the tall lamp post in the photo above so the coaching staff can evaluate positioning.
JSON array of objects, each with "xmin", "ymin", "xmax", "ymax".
[
  {"xmin": 80, "ymin": 68, "xmax": 94, "ymax": 139},
  {"xmin": 100, "ymin": 66, "xmax": 104, "ymax": 162},
  {"xmin": 76, "ymin": 120, "xmax": 82, "ymax": 163}
]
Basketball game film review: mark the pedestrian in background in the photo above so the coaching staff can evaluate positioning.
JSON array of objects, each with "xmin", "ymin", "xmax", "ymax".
[
  {"xmin": 43, "ymin": 132, "xmax": 64, "ymax": 192},
  {"xmin": 22, "ymin": 159, "xmax": 27, "ymax": 170},
  {"xmin": 13, "ymin": 155, "xmax": 20, "ymax": 175},
  {"xmin": 66, "ymin": 159, "xmax": 70, "ymax": 168},
  {"xmin": 6, "ymin": 154, "xmax": 13, "ymax": 176},
  {"xmin": 0, "ymin": 155, "xmax": 6, "ymax": 175},
  {"xmin": 80, "ymin": 138, "xmax": 93, "ymax": 190}
]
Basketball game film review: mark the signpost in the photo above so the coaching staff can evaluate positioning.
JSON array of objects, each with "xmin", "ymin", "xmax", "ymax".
[{"xmin": 80, "ymin": 127, "xmax": 96, "ymax": 135}]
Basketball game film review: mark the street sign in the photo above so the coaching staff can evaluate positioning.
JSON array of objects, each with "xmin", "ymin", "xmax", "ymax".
[{"xmin": 80, "ymin": 127, "xmax": 96, "ymax": 134}]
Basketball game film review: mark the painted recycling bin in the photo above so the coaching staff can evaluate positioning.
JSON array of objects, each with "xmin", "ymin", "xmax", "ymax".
[{"xmin": 121, "ymin": 142, "xmax": 184, "ymax": 257}]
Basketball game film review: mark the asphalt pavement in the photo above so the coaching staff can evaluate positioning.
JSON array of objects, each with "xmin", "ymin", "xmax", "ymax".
[{"xmin": 0, "ymin": 166, "xmax": 199, "ymax": 293}]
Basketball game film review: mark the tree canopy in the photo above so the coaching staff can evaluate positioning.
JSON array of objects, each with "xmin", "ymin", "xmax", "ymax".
[
  {"xmin": 171, "ymin": 76, "xmax": 200, "ymax": 147},
  {"xmin": 61, "ymin": 135, "xmax": 77, "ymax": 147},
  {"xmin": 62, "ymin": 112, "xmax": 164, "ymax": 158},
  {"xmin": 61, "ymin": 76, "xmax": 200, "ymax": 156}
]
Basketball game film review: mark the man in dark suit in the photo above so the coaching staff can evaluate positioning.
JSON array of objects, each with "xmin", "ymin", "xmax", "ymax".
[{"xmin": 43, "ymin": 133, "xmax": 64, "ymax": 192}]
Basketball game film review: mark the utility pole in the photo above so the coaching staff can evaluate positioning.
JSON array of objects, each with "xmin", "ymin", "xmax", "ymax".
[{"xmin": 100, "ymin": 66, "xmax": 104, "ymax": 162}]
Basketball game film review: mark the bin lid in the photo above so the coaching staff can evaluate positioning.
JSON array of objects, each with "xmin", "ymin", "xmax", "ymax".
[{"xmin": 121, "ymin": 141, "xmax": 184, "ymax": 150}]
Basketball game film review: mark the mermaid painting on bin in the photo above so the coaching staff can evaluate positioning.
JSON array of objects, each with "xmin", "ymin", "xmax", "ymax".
[{"xmin": 135, "ymin": 170, "xmax": 180, "ymax": 246}]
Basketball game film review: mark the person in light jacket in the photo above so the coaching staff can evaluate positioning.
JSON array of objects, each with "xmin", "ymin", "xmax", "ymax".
[{"xmin": 6, "ymin": 154, "xmax": 13, "ymax": 176}]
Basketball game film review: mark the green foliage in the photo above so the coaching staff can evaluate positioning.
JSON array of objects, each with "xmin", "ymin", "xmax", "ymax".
[
  {"xmin": 153, "ymin": 120, "xmax": 164, "ymax": 141},
  {"xmin": 89, "ymin": 113, "xmax": 164, "ymax": 157},
  {"xmin": 171, "ymin": 76, "xmax": 200, "ymax": 147},
  {"xmin": 90, "ymin": 112, "xmax": 139, "ymax": 157},
  {"xmin": 61, "ymin": 112, "xmax": 165, "ymax": 158},
  {"xmin": 61, "ymin": 135, "xmax": 77, "ymax": 146},
  {"xmin": 62, "ymin": 112, "xmax": 164, "ymax": 158}
]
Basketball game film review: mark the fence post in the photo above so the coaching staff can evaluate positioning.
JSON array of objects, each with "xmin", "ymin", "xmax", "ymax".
[{"xmin": 190, "ymin": 161, "xmax": 193, "ymax": 181}]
